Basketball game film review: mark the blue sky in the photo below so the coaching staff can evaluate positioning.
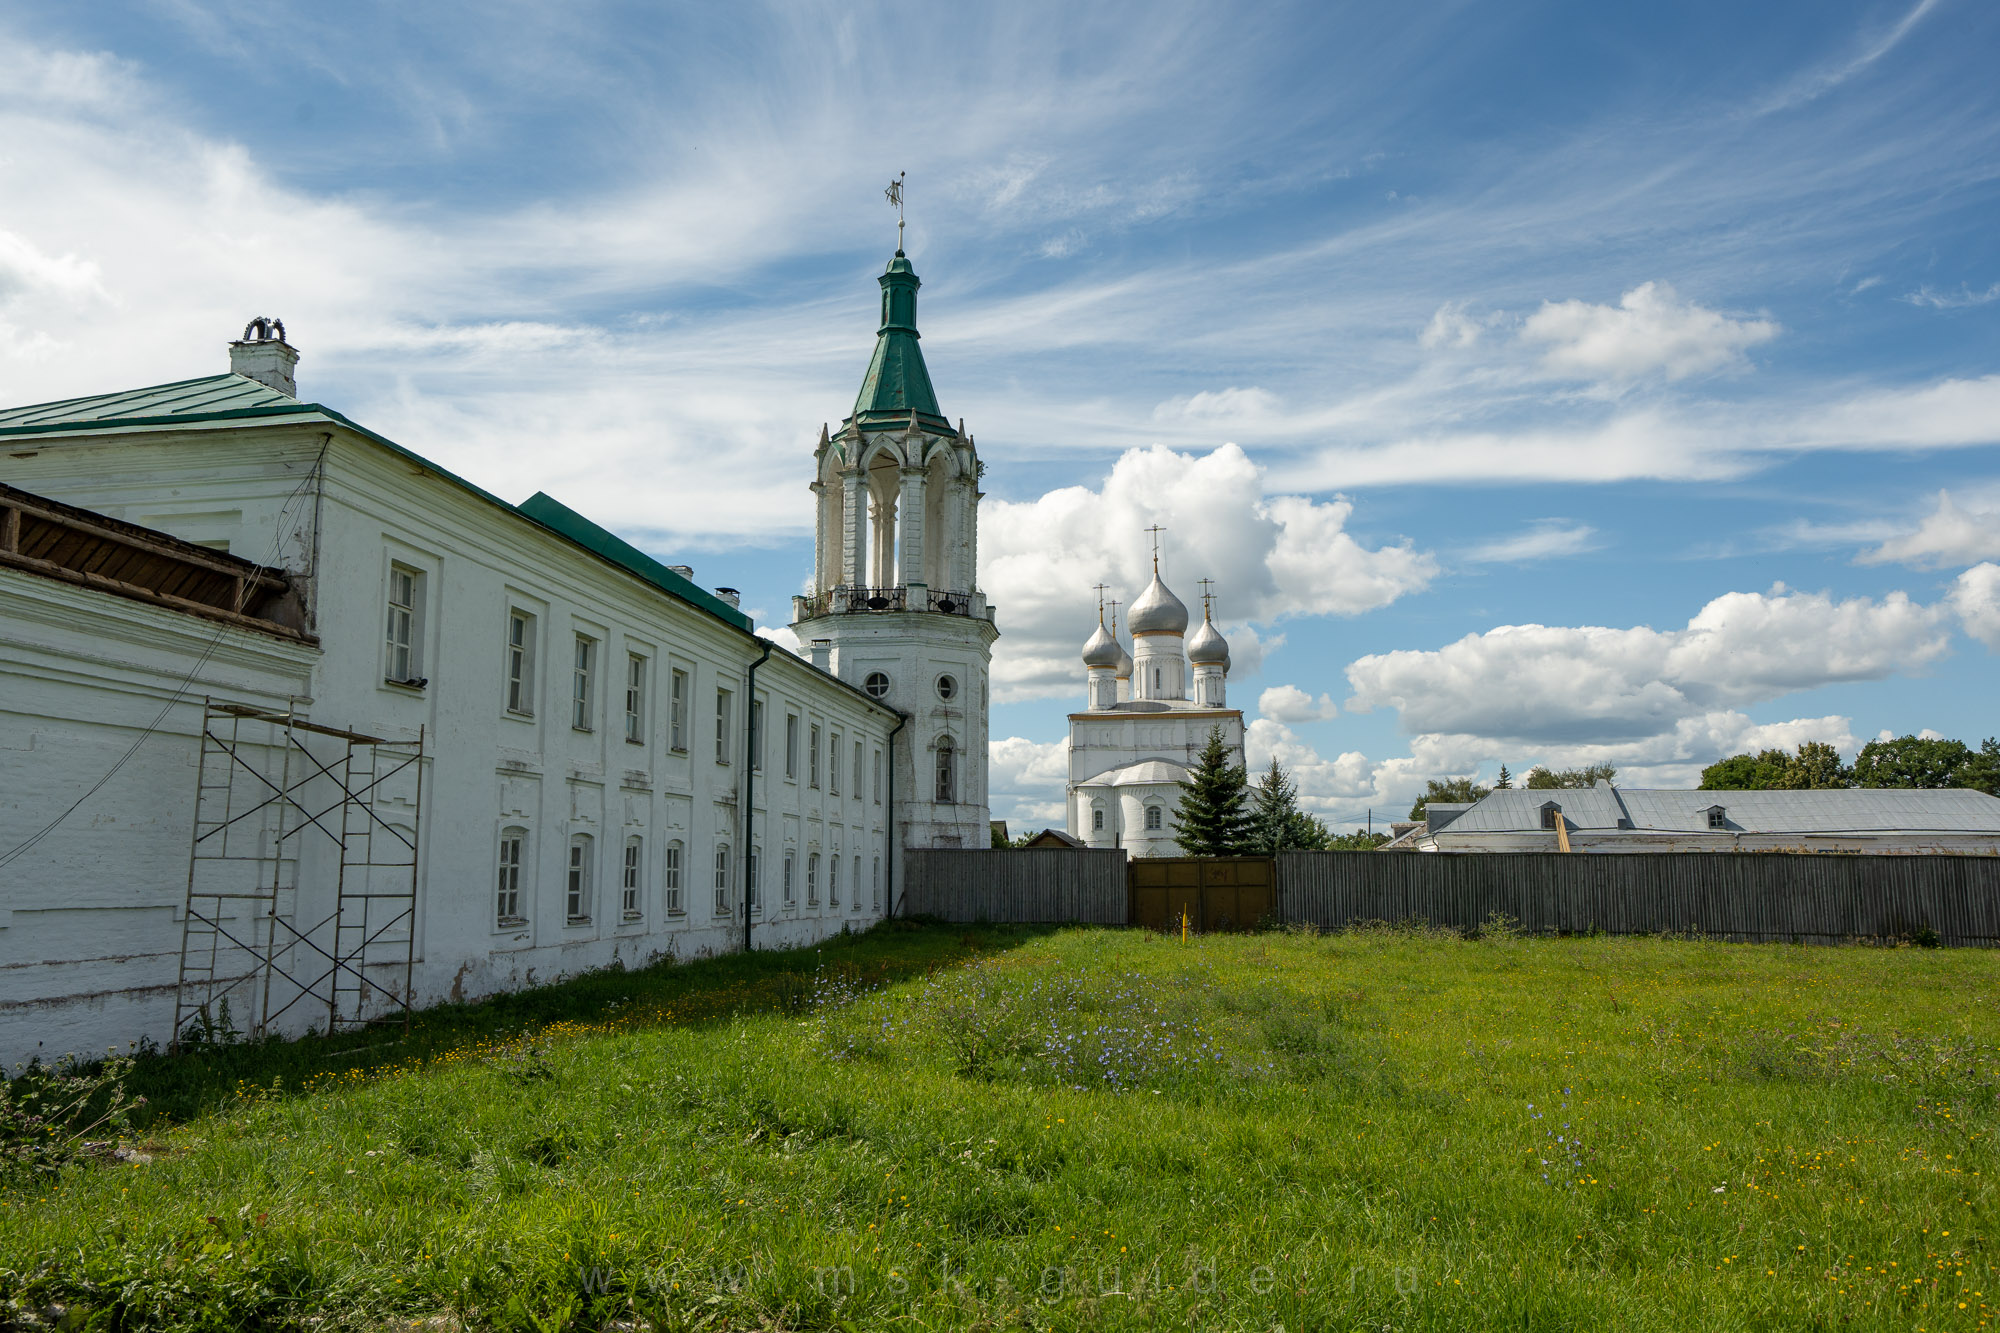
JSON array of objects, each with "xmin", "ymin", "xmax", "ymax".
[{"xmin": 2, "ymin": 1, "xmax": 1996, "ymax": 830}]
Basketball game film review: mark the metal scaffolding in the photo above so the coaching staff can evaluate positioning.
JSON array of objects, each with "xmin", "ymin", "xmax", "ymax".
[{"xmin": 172, "ymin": 699, "xmax": 425, "ymax": 1050}]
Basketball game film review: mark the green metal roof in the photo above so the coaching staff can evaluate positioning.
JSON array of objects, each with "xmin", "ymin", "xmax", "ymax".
[
  {"xmin": 514, "ymin": 492, "xmax": 753, "ymax": 631},
  {"xmin": 0, "ymin": 373, "xmax": 314, "ymax": 433},
  {"xmin": 847, "ymin": 251, "xmax": 952, "ymax": 437},
  {"xmin": 0, "ymin": 374, "xmax": 757, "ymax": 636}
]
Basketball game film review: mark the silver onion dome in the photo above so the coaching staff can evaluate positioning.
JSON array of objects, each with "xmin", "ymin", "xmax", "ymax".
[
  {"xmin": 1127, "ymin": 572, "xmax": 1189, "ymax": 635},
  {"xmin": 1082, "ymin": 621, "xmax": 1121, "ymax": 668},
  {"xmin": 1186, "ymin": 611, "xmax": 1230, "ymax": 667}
]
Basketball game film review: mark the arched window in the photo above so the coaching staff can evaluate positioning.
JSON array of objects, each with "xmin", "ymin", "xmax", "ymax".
[
  {"xmin": 567, "ymin": 834, "xmax": 594, "ymax": 922},
  {"xmin": 622, "ymin": 837, "xmax": 643, "ymax": 919},
  {"xmin": 1144, "ymin": 805, "xmax": 1163, "ymax": 831},
  {"xmin": 664, "ymin": 840, "xmax": 683, "ymax": 913},
  {"xmin": 496, "ymin": 827, "xmax": 526, "ymax": 925},
  {"xmin": 713, "ymin": 843, "xmax": 731, "ymax": 914},
  {"xmin": 935, "ymin": 737, "xmax": 956, "ymax": 804}
]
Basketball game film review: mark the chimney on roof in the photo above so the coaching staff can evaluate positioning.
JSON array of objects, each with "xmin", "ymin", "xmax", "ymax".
[
  {"xmin": 230, "ymin": 317, "xmax": 299, "ymax": 397},
  {"xmin": 810, "ymin": 638, "xmax": 832, "ymax": 671},
  {"xmin": 667, "ymin": 564, "xmax": 694, "ymax": 580},
  {"xmin": 714, "ymin": 587, "xmax": 741, "ymax": 608}
]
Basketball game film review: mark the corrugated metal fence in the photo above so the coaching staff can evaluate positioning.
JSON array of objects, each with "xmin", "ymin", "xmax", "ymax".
[
  {"xmin": 899, "ymin": 848, "xmax": 1128, "ymax": 924},
  {"xmin": 1276, "ymin": 851, "xmax": 2000, "ymax": 945}
]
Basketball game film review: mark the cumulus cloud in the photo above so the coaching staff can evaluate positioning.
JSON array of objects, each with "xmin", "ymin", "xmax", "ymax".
[
  {"xmin": 1419, "ymin": 301, "xmax": 1483, "ymax": 349},
  {"xmin": 1520, "ymin": 282, "xmax": 1779, "ymax": 382},
  {"xmin": 980, "ymin": 443, "xmax": 1436, "ymax": 701},
  {"xmin": 1463, "ymin": 520, "xmax": 1600, "ymax": 564},
  {"xmin": 988, "ymin": 736, "xmax": 1070, "ymax": 827},
  {"xmin": 1951, "ymin": 563, "xmax": 2000, "ymax": 649},
  {"xmin": 1345, "ymin": 584, "xmax": 1950, "ymax": 745},
  {"xmin": 1858, "ymin": 489, "xmax": 2000, "ymax": 569},
  {"xmin": 1258, "ymin": 684, "xmax": 1337, "ymax": 723}
]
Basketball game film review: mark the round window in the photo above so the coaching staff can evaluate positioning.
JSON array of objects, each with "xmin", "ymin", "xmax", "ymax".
[
  {"xmin": 863, "ymin": 672, "xmax": 891, "ymax": 700},
  {"xmin": 935, "ymin": 674, "xmax": 958, "ymax": 701}
]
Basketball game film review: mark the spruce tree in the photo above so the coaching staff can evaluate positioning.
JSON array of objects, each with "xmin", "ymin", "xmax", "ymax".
[
  {"xmin": 1248, "ymin": 758, "xmax": 1302, "ymax": 853},
  {"xmin": 1173, "ymin": 725, "xmax": 1251, "ymax": 856}
]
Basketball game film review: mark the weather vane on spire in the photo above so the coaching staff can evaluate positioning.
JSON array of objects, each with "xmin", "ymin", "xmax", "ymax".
[
  {"xmin": 1144, "ymin": 524, "xmax": 1165, "ymax": 573},
  {"xmin": 885, "ymin": 172, "xmax": 907, "ymax": 252}
]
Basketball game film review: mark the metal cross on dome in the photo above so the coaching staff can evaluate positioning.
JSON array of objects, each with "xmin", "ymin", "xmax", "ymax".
[
  {"xmin": 1197, "ymin": 577, "xmax": 1216, "ymax": 615},
  {"xmin": 885, "ymin": 172, "xmax": 906, "ymax": 251},
  {"xmin": 1144, "ymin": 524, "xmax": 1165, "ymax": 573},
  {"xmin": 1093, "ymin": 581, "xmax": 1110, "ymax": 623}
]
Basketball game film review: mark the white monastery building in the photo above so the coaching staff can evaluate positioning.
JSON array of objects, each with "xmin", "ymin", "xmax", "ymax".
[
  {"xmin": 0, "ymin": 249, "xmax": 995, "ymax": 1068},
  {"xmin": 1064, "ymin": 557, "xmax": 1245, "ymax": 856}
]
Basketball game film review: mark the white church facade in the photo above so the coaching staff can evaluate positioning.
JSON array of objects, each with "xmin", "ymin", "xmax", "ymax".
[
  {"xmin": 0, "ymin": 249, "xmax": 993, "ymax": 1067},
  {"xmin": 1065, "ymin": 561, "xmax": 1245, "ymax": 856}
]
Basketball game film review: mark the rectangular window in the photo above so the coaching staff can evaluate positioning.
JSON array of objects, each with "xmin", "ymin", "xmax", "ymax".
[
  {"xmin": 567, "ymin": 835, "xmax": 593, "ymax": 922},
  {"xmin": 785, "ymin": 714, "xmax": 799, "ymax": 780},
  {"xmin": 829, "ymin": 732, "xmax": 841, "ymax": 795},
  {"xmin": 506, "ymin": 609, "xmax": 536, "ymax": 715},
  {"xmin": 664, "ymin": 840, "xmax": 683, "ymax": 913},
  {"xmin": 669, "ymin": 669, "xmax": 688, "ymax": 751},
  {"xmin": 809, "ymin": 724, "xmax": 821, "ymax": 788},
  {"xmin": 624, "ymin": 654, "xmax": 646, "ymax": 744},
  {"xmin": 873, "ymin": 750, "xmax": 883, "ymax": 804},
  {"xmin": 828, "ymin": 853, "xmax": 840, "ymax": 908},
  {"xmin": 713, "ymin": 844, "xmax": 731, "ymax": 913},
  {"xmin": 747, "ymin": 846, "xmax": 760, "ymax": 913},
  {"xmin": 852, "ymin": 856, "xmax": 862, "ymax": 912},
  {"xmin": 807, "ymin": 852, "xmax": 819, "ymax": 904},
  {"xmin": 572, "ymin": 634, "xmax": 597, "ymax": 731},
  {"xmin": 853, "ymin": 742, "xmax": 863, "ymax": 801},
  {"xmin": 715, "ymin": 690, "xmax": 732, "ymax": 764},
  {"xmin": 750, "ymin": 700, "xmax": 764, "ymax": 772},
  {"xmin": 385, "ymin": 564, "xmax": 422, "ymax": 684},
  {"xmin": 783, "ymin": 850, "xmax": 795, "ymax": 904},
  {"xmin": 622, "ymin": 838, "xmax": 642, "ymax": 918},
  {"xmin": 496, "ymin": 830, "xmax": 524, "ymax": 924},
  {"xmin": 872, "ymin": 855, "xmax": 881, "ymax": 911}
]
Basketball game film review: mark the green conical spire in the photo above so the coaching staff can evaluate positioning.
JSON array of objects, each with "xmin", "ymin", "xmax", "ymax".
[{"xmin": 847, "ymin": 251, "xmax": 952, "ymax": 438}]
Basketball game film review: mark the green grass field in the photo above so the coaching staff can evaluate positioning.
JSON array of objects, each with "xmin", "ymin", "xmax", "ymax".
[{"xmin": 4, "ymin": 921, "xmax": 1996, "ymax": 1331}]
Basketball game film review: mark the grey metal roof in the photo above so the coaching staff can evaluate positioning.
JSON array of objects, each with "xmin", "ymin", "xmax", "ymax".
[{"xmin": 1443, "ymin": 785, "xmax": 2000, "ymax": 835}]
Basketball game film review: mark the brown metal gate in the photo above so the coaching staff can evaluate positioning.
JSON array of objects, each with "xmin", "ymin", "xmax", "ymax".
[{"xmin": 1128, "ymin": 857, "xmax": 1275, "ymax": 932}]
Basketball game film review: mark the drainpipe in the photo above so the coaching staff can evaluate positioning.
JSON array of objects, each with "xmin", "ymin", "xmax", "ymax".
[
  {"xmin": 742, "ymin": 638, "xmax": 773, "ymax": 954},
  {"xmin": 886, "ymin": 709, "xmax": 908, "ymax": 916}
]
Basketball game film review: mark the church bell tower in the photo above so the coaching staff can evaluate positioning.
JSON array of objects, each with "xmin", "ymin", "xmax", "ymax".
[{"xmin": 792, "ymin": 246, "xmax": 999, "ymax": 849}]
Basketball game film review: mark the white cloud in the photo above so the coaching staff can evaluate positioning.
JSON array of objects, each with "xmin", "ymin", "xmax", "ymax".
[
  {"xmin": 1153, "ymin": 387, "xmax": 1279, "ymax": 421},
  {"xmin": 980, "ymin": 442, "xmax": 1436, "ymax": 701},
  {"xmin": 1257, "ymin": 684, "xmax": 1337, "ymax": 723},
  {"xmin": 1519, "ymin": 282, "xmax": 1779, "ymax": 382},
  {"xmin": 1345, "ymin": 584, "xmax": 1950, "ymax": 745},
  {"xmin": 1951, "ymin": 563, "xmax": 2000, "ymax": 649},
  {"xmin": 1904, "ymin": 282, "xmax": 2000, "ymax": 310},
  {"xmin": 1463, "ymin": 519, "xmax": 1599, "ymax": 564},
  {"xmin": 1419, "ymin": 301, "xmax": 1483, "ymax": 349},
  {"xmin": 1858, "ymin": 489, "xmax": 2000, "ymax": 569},
  {"xmin": 988, "ymin": 736, "xmax": 1070, "ymax": 828}
]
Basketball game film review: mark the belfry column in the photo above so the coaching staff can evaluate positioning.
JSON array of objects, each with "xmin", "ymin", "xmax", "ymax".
[
  {"xmin": 841, "ymin": 467, "xmax": 868, "ymax": 588},
  {"xmin": 898, "ymin": 465, "xmax": 927, "ymax": 591}
]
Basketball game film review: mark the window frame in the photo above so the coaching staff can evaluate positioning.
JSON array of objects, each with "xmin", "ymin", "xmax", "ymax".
[
  {"xmin": 566, "ymin": 834, "xmax": 594, "ymax": 924},
  {"xmin": 571, "ymin": 633, "xmax": 598, "ymax": 732},
  {"xmin": 807, "ymin": 851, "xmax": 819, "ymax": 905},
  {"xmin": 713, "ymin": 842, "xmax": 732, "ymax": 914},
  {"xmin": 714, "ymin": 689, "xmax": 732, "ymax": 765},
  {"xmin": 785, "ymin": 713, "xmax": 800, "ymax": 781},
  {"xmin": 664, "ymin": 839, "xmax": 684, "ymax": 914},
  {"xmin": 624, "ymin": 652, "xmax": 647, "ymax": 745},
  {"xmin": 749, "ymin": 699, "xmax": 764, "ymax": 773},
  {"xmin": 1144, "ymin": 804, "xmax": 1163, "ymax": 831},
  {"xmin": 851, "ymin": 855, "xmax": 862, "ymax": 912},
  {"xmin": 829, "ymin": 731, "xmax": 841, "ymax": 795},
  {"xmin": 496, "ymin": 827, "xmax": 526, "ymax": 926},
  {"xmin": 747, "ymin": 845, "xmax": 761, "ymax": 915},
  {"xmin": 808, "ymin": 723, "xmax": 821, "ymax": 788},
  {"xmin": 621, "ymin": 837, "xmax": 643, "ymax": 919},
  {"xmin": 783, "ymin": 849, "xmax": 796, "ymax": 904},
  {"xmin": 872, "ymin": 855, "xmax": 881, "ymax": 911},
  {"xmin": 873, "ymin": 749, "xmax": 883, "ymax": 805},
  {"xmin": 505, "ymin": 608, "xmax": 538, "ymax": 717},
  {"xmin": 668, "ymin": 668, "xmax": 689, "ymax": 752},
  {"xmin": 828, "ymin": 850, "xmax": 840, "ymax": 908},
  {"xmin": 935, "ymin": 736, "xmax": 956, "ymax": 804},
  {"xmin": 384, "ymin": 563, "xmax": 423, "ymax": 686}
]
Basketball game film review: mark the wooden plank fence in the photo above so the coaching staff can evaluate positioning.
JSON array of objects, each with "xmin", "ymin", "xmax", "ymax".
[
  {"xmin": 899, "ymin": 848, "xmax": 1128, "ymax": 924},
  {"xmin": 1276, "ymin": 851, "xmax": 2000, "ymax": 946}
]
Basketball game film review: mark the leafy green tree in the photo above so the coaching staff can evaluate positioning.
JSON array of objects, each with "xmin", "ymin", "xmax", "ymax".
[
  {"xmin": 1523, "ymin": 763, "xmax": 1616, "ymax": 789},
  {"xmin": 1173, "ymin": 725, "xmax": 1252, "ymax": 856},
  {"xmin": 1493, "ymin": 764, "xmax": 1513, "ymax": 790},
  {"xmin": 1780, "ymin": 740, "xmax": 1850, "ymax": 790},
  {"xmin": 1328, "ymin": 828, "xmax": 1390, "ymax": 850},
  {"xmin": 1407, "ymin": 777, "xmax": 1490, "ymax": 821},
  {"xmin": 1851, "ymin": 735, "xmax": 1973, "ymax": 789},
  {"xmin": 1699, "ymin": 749, "xmax": 1788, "ymax": 790},
  {"xmin": 1961, "ymin": 739, "xmax": 2000, "ymax": 797}
]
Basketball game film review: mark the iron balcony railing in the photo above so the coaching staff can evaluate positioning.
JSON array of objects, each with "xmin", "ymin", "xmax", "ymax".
[{"xmin": 794, "ymin": 585, "xmax": 983, "ymax": 619}]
